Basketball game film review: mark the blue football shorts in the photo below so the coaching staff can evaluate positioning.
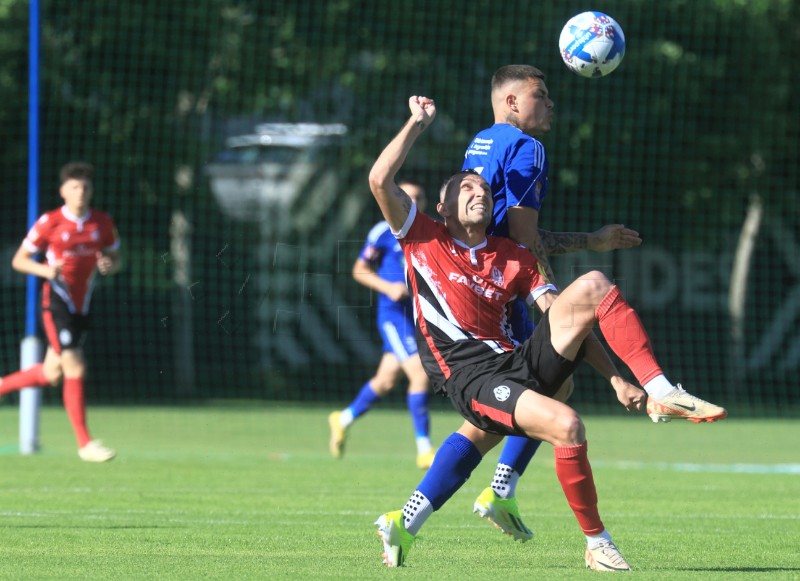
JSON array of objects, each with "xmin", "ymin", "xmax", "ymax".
[{"xmin": 377, "ymin": 307, "xmax": 418, "ymax": 363}]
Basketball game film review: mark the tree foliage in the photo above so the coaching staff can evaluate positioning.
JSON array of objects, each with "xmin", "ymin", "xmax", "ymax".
[{"xmin": 0, "ymin": 0, "xmax": 797, "ymax": 400}]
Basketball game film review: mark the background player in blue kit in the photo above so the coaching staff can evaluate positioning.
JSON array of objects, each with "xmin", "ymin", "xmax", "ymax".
[
  {"xmin": 329, "ymin": 181, "xmax": 436, "ymax": 469},
  {"xmin": 463, "ymin": 65, "xmax": 728, "ymax": 540}
]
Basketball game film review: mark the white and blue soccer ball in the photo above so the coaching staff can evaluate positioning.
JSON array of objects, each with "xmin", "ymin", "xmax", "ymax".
[{"xmin": 558, "ymin": 11, "xmax": 626, "ymax": 78}]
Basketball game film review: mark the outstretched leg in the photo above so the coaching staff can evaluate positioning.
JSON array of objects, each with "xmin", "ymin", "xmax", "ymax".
[
  {"xmin": 375, "ymin": 422, "xmax": 499, "ymax": 567},
  {"xmin": 402, "ymin": 354, "xmax": 435, "ymax": 468},
  {"xmin": 329, "ymin": 353, "xmax": 401, "ymax": 458},
  {"xmin": 552, "ymin": 272, "xmax": 726, "ymax": 422},
  {"xmin": 0, "ymin": 346, "xmax": 62, "ymax": 395}
]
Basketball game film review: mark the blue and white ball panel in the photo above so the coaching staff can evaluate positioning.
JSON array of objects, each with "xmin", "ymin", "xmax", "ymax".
[{"xmin": 559, "ymin": 11, "xmax": 625, "ymax": 78}]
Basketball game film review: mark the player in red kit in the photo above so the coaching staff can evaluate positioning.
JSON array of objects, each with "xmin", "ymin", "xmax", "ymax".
[
  {"xmin": 371, "ymin": 97, "xmax": 726, "ymax": 572},
  {"xmin": 0, "ymin": 162, "xmax": 120, "ymax": 462}
]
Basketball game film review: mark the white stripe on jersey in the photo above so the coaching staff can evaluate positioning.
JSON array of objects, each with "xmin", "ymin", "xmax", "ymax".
[
  {"xmin": 412, "ymin": 252, "xmax": 507, "ymax": 355},
  {"xmin": 392, "ymin": 203, "xmax": 417, "ymax": 239},
  {"xmin": 519, "ymin": 140, "xmax": 546, "ymax": 205},
  {"xmin": 526, "ymin": 283, "xmax": 558, "ymax": 305},
  {"xmin": 417, "ymin": 294, "xmax": 468, "ymax": 343}
]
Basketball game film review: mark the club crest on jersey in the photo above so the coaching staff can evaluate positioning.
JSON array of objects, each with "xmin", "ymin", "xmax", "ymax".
[
  {"xmin": 493, "ymin": 385, "xmax": 511, "ymax": 402},
  {"xmin": 490, "ymin": 266, "xmax": 504, "ymax": 286},
  {"xmin": 363, "ymin": 246, "xmax": 379, "ymax": 261}
]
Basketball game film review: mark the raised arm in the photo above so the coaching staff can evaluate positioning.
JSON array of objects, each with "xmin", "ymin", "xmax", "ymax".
[{"xmin": 367, "ymin": 96, "xmax": 436, "ymax": 232}]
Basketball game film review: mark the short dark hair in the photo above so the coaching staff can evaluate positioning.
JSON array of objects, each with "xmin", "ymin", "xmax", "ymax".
[
  {"xmin": 491, "ymin": 64, "xmax": 545, "ymax": 91},
  {"xmin": 59, "ymin": 161, "xmax": 94, "ymax": 184},
  {"xmin": 439, "ymin": 169, "xmax": 480, "ymax": 203}
]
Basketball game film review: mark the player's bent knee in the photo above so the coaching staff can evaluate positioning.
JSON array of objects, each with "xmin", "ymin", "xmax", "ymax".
[
  {"xmin": 551, "ymin": 411, "xmax": 585, "ymax": 446},
  {"xmin": 370, "ymin": 378, "xmax": 395, "ymax": 395},
  {"xmin": 577, "ymin": 270, "xmax": 613, "ymax": 299},
  {"xmin": 44, "ymin": 370, "xmax": 63, "ymax": 386}
]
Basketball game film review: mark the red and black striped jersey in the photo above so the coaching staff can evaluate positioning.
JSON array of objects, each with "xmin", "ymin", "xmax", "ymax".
[{"xmin": 396, "ymin": 205, "xmax": 555, "ymax": 389}]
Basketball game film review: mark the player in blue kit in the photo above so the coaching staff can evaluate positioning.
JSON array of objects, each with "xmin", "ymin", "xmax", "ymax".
[
  {"xmin": 329, "ymin": 181, "xmax": 436, "ymax": 469},
  {"xmin": 462, "ymin": 64, "xmax": 727, "ymax": 541}
]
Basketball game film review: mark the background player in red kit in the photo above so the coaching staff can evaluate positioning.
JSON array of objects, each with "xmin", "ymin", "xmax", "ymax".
[{"xmin": 0, "ymin": 162, "xmax": 120, "ymax": 462}]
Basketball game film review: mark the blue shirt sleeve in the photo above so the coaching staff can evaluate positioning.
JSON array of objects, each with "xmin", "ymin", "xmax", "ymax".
[
  {"xmin": 358, "ymin": 222, "xmax": 391, "ymax": 267},
  {"xmin": 505, "ymin": 138, "xmax": 549, "ymax": 212}
]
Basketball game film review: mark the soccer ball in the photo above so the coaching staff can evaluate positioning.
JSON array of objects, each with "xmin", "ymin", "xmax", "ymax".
[{"xmin": 558, "ymin": 12, "xmax": 626, "ymax": 78}]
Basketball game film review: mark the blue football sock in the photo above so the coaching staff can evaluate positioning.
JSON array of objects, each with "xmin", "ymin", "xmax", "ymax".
[
  {"xmin": 417, "ymin": 432, "xmax": 483, "ymax": 510},
  {"xmin": 498, "ymin": 435, "xmax": 542, "ymax": 475},
  {"xmin": 346, "ymin": 382, "xmax": 381, "ymax": 419},
  {"xmin": 406, "ymin": 392, "xmax": 430, "ymax": 437}
]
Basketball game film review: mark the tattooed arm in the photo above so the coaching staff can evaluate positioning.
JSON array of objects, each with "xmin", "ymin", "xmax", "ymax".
[
  {"xmin": 508, "ymin": 205, "xmax": 558, "ymax": 285},
  {"xmin": 368, "ymin": 96, "xmax": 436, "ymax": 232},
  {"xmin": 538, "ymin": 229, "xmax": 589, "ymax": 255},
  {"xmin": 540, "ymin": 224, "xmax": 642, "ymax": 255}
]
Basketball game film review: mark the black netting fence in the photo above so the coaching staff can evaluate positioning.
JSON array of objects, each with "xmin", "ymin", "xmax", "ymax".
[{"xmin": 0, "ymin": 0, "xmax": 797, "ymax": 415}]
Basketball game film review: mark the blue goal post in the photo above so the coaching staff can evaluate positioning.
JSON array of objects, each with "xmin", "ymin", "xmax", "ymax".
[{"xmin": 19, "ymin": 0, "xmax": 43, "ymax": 455}]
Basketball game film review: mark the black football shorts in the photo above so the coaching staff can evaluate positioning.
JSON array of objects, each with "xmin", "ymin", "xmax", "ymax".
[
  {"xmin": 42, "ymin": 293, "xmax": 90, "ymax": 353},
  {"xmin": 443, "ymin": 309, "xmax": 586, "ymax": 436}
]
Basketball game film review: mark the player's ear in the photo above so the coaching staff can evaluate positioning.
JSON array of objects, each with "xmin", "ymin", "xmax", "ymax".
[
  {"xmin": 505, "ymin": 92, "xmax": 518, "ymax": 112},
  {"xmin": 437, "ymin": 201, "xmax": 448, "ymax": 218}
]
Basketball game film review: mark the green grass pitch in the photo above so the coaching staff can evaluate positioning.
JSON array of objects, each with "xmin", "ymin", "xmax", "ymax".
[{"xmin": 0, "ymin": 404, "xmax": 798, "ymax": 579}]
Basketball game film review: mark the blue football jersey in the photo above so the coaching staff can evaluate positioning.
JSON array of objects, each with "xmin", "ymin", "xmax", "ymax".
[
  {"xmin": 462, "ymin": 123, "xmax": 549, "ymax": 238},
  {"xmin": 358, "ymin": 221, "xmax": 410, "ymax": 312}
]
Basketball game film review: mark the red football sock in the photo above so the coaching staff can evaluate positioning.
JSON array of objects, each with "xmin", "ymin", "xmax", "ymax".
[
  {"xmin": 0, "ymin": 364, "xmax": 48, "ymax": 395},
  {"xmin": 595, "ymin": 285, "xmax": 662, "ymax": 385},
  {"xmin": 554, "ymin": 441, "xmax": 604, "ymax": 535},
  {"xmin": 63, "ymin": 377, "xmax": 92, "ymax": 448}
]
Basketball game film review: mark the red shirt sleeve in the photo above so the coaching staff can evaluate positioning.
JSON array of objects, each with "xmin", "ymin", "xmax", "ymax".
[{"xmin": 23, "ymin": 213, "xmax": 53, "ymax": 252}]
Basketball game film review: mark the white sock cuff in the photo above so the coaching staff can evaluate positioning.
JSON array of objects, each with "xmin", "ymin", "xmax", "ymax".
[
  {"xmin": 586, "ymin": 529, "xmax": 613, "ymax": 549},
  {"xmin": 340, "ymin": 408, "xmax": 354, "ymax": 427},
  {"xmin": 491, "ymin": 463, "xmax": 520, "ymax": 499},
  {"xmin": 403, "ymin": 491, "xmax": 433, "ymax": 536},
  {"xmin": 642, "ymin": 374, "xmax": 673, "ymax": 400}
]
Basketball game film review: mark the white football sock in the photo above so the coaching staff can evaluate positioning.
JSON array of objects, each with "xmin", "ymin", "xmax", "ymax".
[
  {"xmin": 642, "ymin": 374, "xmax": 674, "ymax": 400},
  {"xmin": 490, "ymin": 463, "xmax": 520, "ymax": 499},
  {"xmin": 340, "ymin": 408, "xmax": 354, "ymax": 428},
  {"xmin": 402, "ymin": 490, "xmax": 433, "ymax": 536},
  {"xmin": 416, "ymin": 436, "xmax": 432, "ymax": 455},
  {"xmin": 586, "ymin": 529, "xmax": 613, "ymax": 549}
]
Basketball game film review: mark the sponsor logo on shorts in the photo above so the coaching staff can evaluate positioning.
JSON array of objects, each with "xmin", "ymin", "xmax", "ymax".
[
  {"xmin": 59, "ymin": 329, "xmax": 73, "ymax": 346},
  {"xmin": 493, "ymin": 385, "xmax": 511, "ymax": 402}
]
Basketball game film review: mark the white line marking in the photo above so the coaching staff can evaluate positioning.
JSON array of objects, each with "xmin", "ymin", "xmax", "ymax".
[{"xmin": 593, "ymin": 460, "xmax": 800, "ymax": 474}]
